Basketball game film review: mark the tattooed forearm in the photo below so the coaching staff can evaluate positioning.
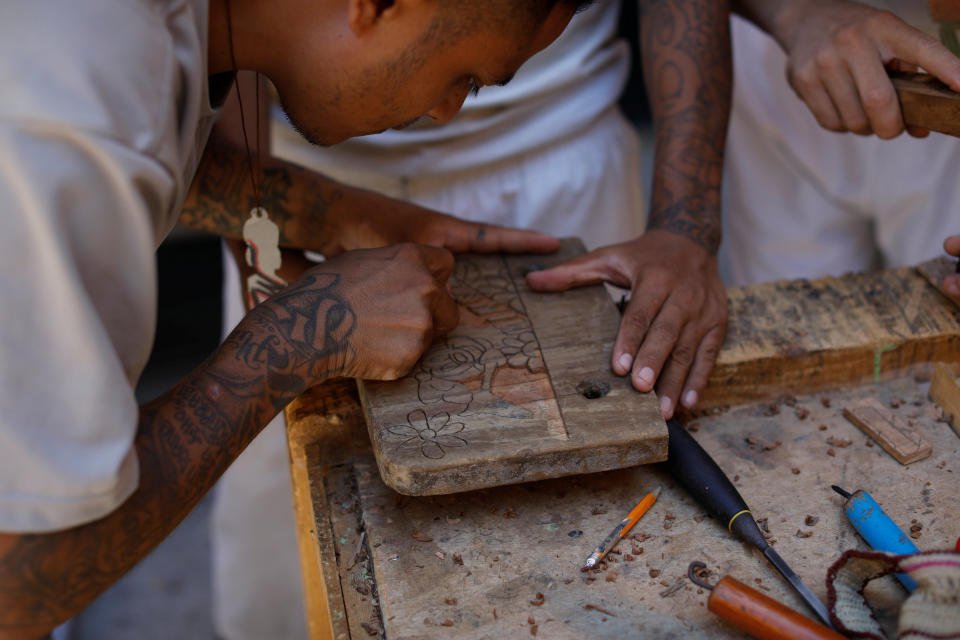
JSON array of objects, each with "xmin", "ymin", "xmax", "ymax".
[
  {"xmin": 640, "ymin": 0, "xmax": 732, "ymax": 255},
  {"xmin": 0, "ymin": 273, "xmax": 356, "ymax": 638},
  {"xmin": 178, "ymin": 137, "xmax": 343, "ymax": 251}
]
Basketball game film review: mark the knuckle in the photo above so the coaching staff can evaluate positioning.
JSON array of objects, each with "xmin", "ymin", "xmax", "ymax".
[
  {"xmin": 813, "ymin": 49, "xmax": 839, "ymax": 72},
  {"xmin": 833, "ymin": 24, "xmax": 864, "ymax": 49},
  {"xmin": 861, "ymin": 86, "xmax": 895, "ymax": 111},
  {"xmin": 866, "ymin": 9, "xmax": 899, "ymax": 32},
  {"xmin": 668, "ymin": 344, "xmax": 695, "ymax": 368}
]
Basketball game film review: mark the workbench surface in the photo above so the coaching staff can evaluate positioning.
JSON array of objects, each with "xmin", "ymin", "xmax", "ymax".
[
  {"xmin": 287, "ymin": 376, "xmax": 959, "ymax": 639},
  {"xmin": 284, "ymin": 264, "xmax": 960, "ymax": 639}
]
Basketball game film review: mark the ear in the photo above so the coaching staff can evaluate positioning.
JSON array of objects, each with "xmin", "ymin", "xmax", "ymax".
[{"xmin": 347, "ymin": 0, "xmax": 396, "ymax": 35}]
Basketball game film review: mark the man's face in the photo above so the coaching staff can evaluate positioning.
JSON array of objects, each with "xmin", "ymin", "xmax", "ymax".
[{"xmin": 271, "ymin": 2, "xmax": 575, "ymax": 146}]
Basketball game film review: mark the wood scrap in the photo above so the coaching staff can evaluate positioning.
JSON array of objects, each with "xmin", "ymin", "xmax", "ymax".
[
  {"xmin": 843, "ymin": 398, "xmax": 932, "ymax": 464},
  {"xmin": 930, "ymin": 362, "xmax": 960, "ymax": 438}
]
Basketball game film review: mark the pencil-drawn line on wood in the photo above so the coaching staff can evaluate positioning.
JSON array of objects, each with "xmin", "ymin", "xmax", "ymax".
[{"xmin": 383, "ymin": 409, "xmax": 468, "ymax": 459}]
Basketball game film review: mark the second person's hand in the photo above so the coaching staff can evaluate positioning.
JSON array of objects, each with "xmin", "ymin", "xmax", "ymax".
[{"xmin": 526, "ymin": 230, "xmax": 727, "ymax": 419}]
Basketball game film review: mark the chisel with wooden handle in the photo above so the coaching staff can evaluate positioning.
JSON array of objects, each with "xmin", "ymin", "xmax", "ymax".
[
  {"xmin": 663, "ymin": 419, "xmax": 835, "ymax": 630},
  {"xmin": 890, "ymin": 71, "xmax": 960, "ymax": 137}
]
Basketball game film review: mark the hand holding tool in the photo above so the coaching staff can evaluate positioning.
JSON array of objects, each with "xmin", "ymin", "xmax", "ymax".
[
  {"xmin": 663, "ymin": 419, "xmax": 834, "ymax": 629},
  {"xmin": 831, "ymin": 485, "xmax": 919, "ymax": 591},
  {"xmin": 688, "ymin": 562, "xmax": 846, "ymax": 640}
]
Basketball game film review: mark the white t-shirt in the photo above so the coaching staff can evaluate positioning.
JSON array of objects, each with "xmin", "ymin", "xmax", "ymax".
[
  {"xmin": 0, "ymin": 0, "xmax": 222, "ymax": 532},
  {"xmin": 272, "ymin": 0, "xmax": 629, "ymax": 176}
]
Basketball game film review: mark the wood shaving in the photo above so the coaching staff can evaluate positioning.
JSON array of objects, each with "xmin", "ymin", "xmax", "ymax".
[
  {"xmin": 584, "ymin": 604, "xmax": 616, "ymax": 617},
  {"xmin": 528, "ymin": 616, "xmax": 535, "ymax": 625},
  {"xmin": 445, "ymin": 597, "xmax": 458, "ymax": 605},
  {"xmin": 530, "ymin": 592, "xmax": 545, "ymax": 606},
  {"xmin": 795, "ymin": 529, "xmax": 813, "ymax": 538},
  {"xmin": 625, "ymin": 554, "xmax": 635, "ymax": 561},
  {"xmin": 360, "ymin": 621, "xmax": 379, "ymax": 636},
  {"xmin": 827, "ymin": 448, "xmax": 836, "ymax": 457},
  {"xmin": 805, "ymin": 515, "xmax": 819, "ymax": 526},
  {"xmin": 411, "ymin": 530, "xmax": 432, "ymax": 542},
  {"xmin": 606, "ymin": 572, "xmax": 618, "ymax": 582},
  {"xmin": 649, "ymin": 568, "xmax": 661, "ymax": 578},
  {"xmin": 791, "ymin": 467, "xmax": 801, "ymax": 475},
  {"xmin": 763, "ymin": 440, "xmax": 783, "ymax": 451},
  {"xmin": 530, "ymin": 624, "xmax": 538, "ymax": 636},
  {"xmin": 591, "ymin": 505, "xmax": 609, "ymax": 515},
  {"xmin": 453, "ymin": 553, "xmax": 463, "ymax": 565},
  {"xmin": 694, "ymin": 514, "xmax": 705, "ymax": 523},
  {"xmin": 441, "ymin": 619, "xmax": 454, "ymax": 627},
  {"xmin": 821, "ymin": 397, "xmax": 832, "ymax": 408},
  {"xmin": 819, "ymin": 424, "xmax": 828, "ymax": 431},
  {"xmin": 795, "ymin": 407, "xmax": 810, "ymax": 420},
  {"xmin": 659, "ymin": 580, "xmax": 686, "ymax": 597},
  {"xmin": 826, "ymin": 436, "xmax": 851, "ymax": 448}
]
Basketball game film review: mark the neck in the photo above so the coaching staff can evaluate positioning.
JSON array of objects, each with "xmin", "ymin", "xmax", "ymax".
[{"xmin": 208, "ymin": 0, "xmax": 266, "ymax": 75}]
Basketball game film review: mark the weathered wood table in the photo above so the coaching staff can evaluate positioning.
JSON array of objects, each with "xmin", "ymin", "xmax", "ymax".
[{"xmin": 284, "ymin": 261, "xmax": 960, "ymax": 640}]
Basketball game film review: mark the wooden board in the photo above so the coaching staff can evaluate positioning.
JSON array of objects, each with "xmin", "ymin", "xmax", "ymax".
[
  {"xmin": 359, "ymin": 238, "xmax": 667, "ymax": 496},
  {"xmin": 703, "ymin": 266, "xmax": 960, "ymax": 408},
  {"xmin": 843, "ymin": 397, "xmax": 932, "ymax": 464},
  {"xmin": 930, "ymin": 362, "xmax": 960, "ymax": 438},
  {"xmin": 892, "ymin": 71, "xmax": 960, "ymax": 138},
  {"xmin": 295, "ymin": 378, "xmax": 960, "ymax": 639}
]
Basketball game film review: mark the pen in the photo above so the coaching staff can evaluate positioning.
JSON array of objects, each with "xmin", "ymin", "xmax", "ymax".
[{"xmin": 581, "ymin": 486, "xmax": 661, "ymax": 571}]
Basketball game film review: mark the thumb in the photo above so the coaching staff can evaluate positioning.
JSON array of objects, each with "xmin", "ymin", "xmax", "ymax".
[{"xmin": 525, "ymin": 251, "xmax": 629, "ymax": 292}]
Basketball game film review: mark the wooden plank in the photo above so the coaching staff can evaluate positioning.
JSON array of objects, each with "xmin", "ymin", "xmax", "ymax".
[
  {"xmin": 359, "ymin": 238, "xmax": 666, "ymax": 496},
  {"xmin": 702, "ymin": 266, "xmax": 960, "ymax": 408},
  {"xmin": 348, "ymin": 379, "xmax": 960, "ymax": 640},
  {"xmin": 930, "ymin": 362, "xmax": 960, "ymax": 438},
  {"xmin": 892, "ymin": 71, "xmax": 960, "ymax": 138},
  {"xmin": 843, "ymin": 397, "xmax": 932, "ymax": 464},
  {"xmin": 285, "ymin": 378, "xmax": 372, "ymax": 640}
]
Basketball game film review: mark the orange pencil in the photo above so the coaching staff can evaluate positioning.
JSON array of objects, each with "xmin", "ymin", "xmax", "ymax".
[{"xmin": 581, "ymin": 486, "xmax": 661, "ymax": 571}]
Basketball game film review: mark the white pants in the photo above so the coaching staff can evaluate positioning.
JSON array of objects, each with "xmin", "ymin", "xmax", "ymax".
[
  {"xmin": 211, "ymin": 106, "xmax": 645, "ymax": 640},
  {"xmin": 721, "ymin": 16, "xmax": 960, "ymax": 286}
]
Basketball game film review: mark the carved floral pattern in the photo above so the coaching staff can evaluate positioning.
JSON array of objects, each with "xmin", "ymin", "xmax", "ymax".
[{"xmin": 385, "ymin": 409, "xmax": 467, "ymax": 460}]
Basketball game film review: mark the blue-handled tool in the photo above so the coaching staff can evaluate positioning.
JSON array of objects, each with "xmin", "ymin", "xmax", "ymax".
[{"xmin": 832, "ymin": 485, "xmax": 919, "ymax": 591}]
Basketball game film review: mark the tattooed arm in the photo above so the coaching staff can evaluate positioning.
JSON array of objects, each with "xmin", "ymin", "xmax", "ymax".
[
  {"xmin": 527, "ymin": 0, "xmax": 731, "ymax": 418},
  {"xmin": 0, "ymin": 244, "xmax": 457, "ymax": 639},
  {"xmin": 179, "ymin": 77, "xmax": 557, "ymax": 258}
]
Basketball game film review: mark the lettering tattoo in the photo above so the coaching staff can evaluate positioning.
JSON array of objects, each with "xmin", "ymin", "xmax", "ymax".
[
  {"xmin": 640, "ymin": 0, "xmax": 732, "ymax": 255},
  {"xmin": 0, "ymin": 272, "xmax": 356, "ymax": 635}
]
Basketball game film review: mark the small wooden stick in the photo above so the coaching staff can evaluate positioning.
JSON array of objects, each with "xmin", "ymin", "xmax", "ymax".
[{"xmin": 843, "ymin": 398, "xmax": 932, "ymax": 464}]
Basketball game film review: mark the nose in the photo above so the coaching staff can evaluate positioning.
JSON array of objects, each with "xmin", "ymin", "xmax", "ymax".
[{"xmin": 426, "ymin": 84, "xmax": 470, "ymax": 124}]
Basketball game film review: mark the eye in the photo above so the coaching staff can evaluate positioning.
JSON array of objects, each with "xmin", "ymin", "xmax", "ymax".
[{"xmin": 469, "ymin": 79, "xmax": 481, "ymax": 97}]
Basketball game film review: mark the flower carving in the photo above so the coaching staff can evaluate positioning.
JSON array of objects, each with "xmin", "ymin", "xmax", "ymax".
[
  {"xmin": 385, "ymin": 409, "xmax": 467, "ymax": 459},
  {"xmin": 419, "ymin": 336, "xmax": 492, "ymax": 380},
  {"xmin": 500, "ymin": 330, "xmax": 544, "ymax": 372}
]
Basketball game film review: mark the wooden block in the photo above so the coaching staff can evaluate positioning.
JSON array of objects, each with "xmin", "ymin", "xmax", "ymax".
[
  {"xmin": 358, "ymin": 238, "xmax": 667, "ymax": 496},
  {"xmin": 930, "ymin": 362, "xmax": 960, "ymax": 438},
  {"xmin": 916, "ymin": 256, "xmax": 960, "ymax": 309},
  {"xmin": 703, "ymin": 265, "xmax": 960, "ymax": 408},
  {"xmin": 891, "ymin": 71, "xmax": 960, "ymax": 138},
  {"xmin": 929, "ymin": 0, "xmax": 960, "ymax": 22},
  {"xmin": 843, "ymin": 398, "xmax": 932, "ymax": 464}
]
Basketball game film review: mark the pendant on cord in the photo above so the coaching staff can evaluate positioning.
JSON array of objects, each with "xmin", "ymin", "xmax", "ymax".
[{"xmin": 242, "ymin": 206, "xmax": 287, "ymax": 307}]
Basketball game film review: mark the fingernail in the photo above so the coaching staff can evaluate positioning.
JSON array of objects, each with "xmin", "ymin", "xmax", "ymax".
[
  {"xmin": 636, "ymin": 367, "xmax": 655, "ymax": 387},
  {"xmin": 683, "ymin": 389, "xmax": 698, "ymax": 409},
  {"xmin": 659, "ymin": 396, "xmax": 672, "ymax": 416},
  {"xmin": 617, "ymin": 353, "xmax": 633, "ymax": 374}
]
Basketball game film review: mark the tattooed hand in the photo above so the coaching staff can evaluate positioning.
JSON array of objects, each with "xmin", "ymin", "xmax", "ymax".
[
  {"xmin": 737, "ymin": 0, "xmax": 960, "ymax": 138},
  {"xmin": 526, "ymin": 231, "xmax": 726, "ymax": 418},
  {"xmin": 245, "ymin": 244, "xmax": 460, "ymax": 383}
]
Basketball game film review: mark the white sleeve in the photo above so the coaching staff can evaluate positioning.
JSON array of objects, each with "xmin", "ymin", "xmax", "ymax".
[{"xmin": 0, "ymin": 118, "xmax": 174, "ymax": 532}]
